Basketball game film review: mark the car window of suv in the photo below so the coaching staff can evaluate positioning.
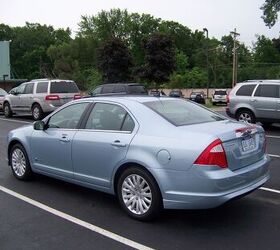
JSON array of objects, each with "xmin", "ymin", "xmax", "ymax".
[
  {"xmin": 85, "ymin": 103, "xmax": 134, "ymax": 131},
  {"xmin": 236, "ymin": 84, "xmax": 256, "ymax": 96},
  {"xmin": 36, "ymin": 82, "xmax": 49, "ymax": 93},
  {"xmin": 48, "ymin": 103, "xmax": 89, "ymax": 129},
  {"xmin": 24, "ymin": 83, "xmax": 34, "ymax": 94},
  {"xmin": 102, "ymin": 85, "xmax": 114, "ymax": 93},
  {"xmin": 91, "ymin": 86, "xmax": 102, "ymax": 95},
  {"xmin": 114, "ymin": 85, "xmax": 126, "ymax": 93},
  {"xmin": 16, "ymin": 84, "xmax": 26, "ymax": 94},
  {"xmin": 254, "ymin": 84, "xmax": 278, "ymax": 98}
]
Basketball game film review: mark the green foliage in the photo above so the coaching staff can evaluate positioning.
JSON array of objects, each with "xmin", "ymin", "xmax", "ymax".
[
  {"xmin": 141, "ymin": 33, "xmax": 175, "ymax": 86},
  {"xmin": 97, "ymin": 37, "xmax": 133, "ymax": 83},
  {"xmin": 2, "ymin": 8, "xmax": 280, "ymax": 91},
  {"xmin": 261, "ymin": 0, "xmax": 280, "ymax": 28}
]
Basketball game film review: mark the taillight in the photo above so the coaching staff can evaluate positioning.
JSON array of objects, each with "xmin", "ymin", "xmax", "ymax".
[
  {"xmin": 194, "ymin": 139, "xmax": 228, "ymax": 168},
  {"xmin": 74, "ymin": 94, "xmax": 81, "ymax": 100},
  {"xmin": 45, "ymin": 95, "xmax": 60, "ymax": 101}
]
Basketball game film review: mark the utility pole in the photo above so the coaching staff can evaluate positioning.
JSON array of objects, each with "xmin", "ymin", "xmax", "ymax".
[
  {"xmin": 203, "ymin": 28, "xmax": 209, "ymax": 99},
  {"xmin": 230, "ymin": 28, "xmax": 240, "ymax": 88}
]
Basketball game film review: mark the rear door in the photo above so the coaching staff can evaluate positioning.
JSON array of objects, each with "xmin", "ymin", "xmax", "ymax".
[
  {"xmin": 72, "ymin": 102, "xmax": 137, "ymax": 187},
  {"xmin": 253, "ymin": 84, "xmax": 278, "ymax": 119}
]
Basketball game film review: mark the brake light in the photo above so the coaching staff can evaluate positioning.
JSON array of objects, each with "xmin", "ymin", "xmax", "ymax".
[
  {"xmin": 226, "ymin": 91, "xmax": 231, "ymax": 105},
  {"xmin": 45, "ymin": 95, "xmax": 60, "ymax": 101},
  {"xmin": 194, "ymin": 139, "xmax": 228, "ymax": 168},
  {"xmin": 74, "ymin": 94, "xmax": 81, "ymax": 100}
]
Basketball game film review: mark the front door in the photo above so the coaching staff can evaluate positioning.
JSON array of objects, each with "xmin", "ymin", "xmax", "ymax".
[{"xmin": 30, "ymin": 102, "xmax": 90, "ymax": 178}]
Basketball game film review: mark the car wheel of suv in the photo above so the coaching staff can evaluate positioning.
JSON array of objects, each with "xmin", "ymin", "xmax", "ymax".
[
  {"xmin": 4, "ymin": 102, "xmax": 13, "ymax": 118},
  {"xmin": 117, "ymin": 167, "xmax": 162, "ymax": 221},
  {"xmin": 10, "ymin": 143, "xmax": 33, "ymax": 180},
  {"xmin": 236, "ymin": 109, "xmax": 256, "ymax": 124},
  {"xmin": 32, "ymin": 104, "xmax": 43, "ymax": 120}
]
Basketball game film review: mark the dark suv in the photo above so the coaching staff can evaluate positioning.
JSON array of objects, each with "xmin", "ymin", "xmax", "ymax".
[{"xmin": 89, "ymin": 83, "xmax": 148, "ymax": 97}]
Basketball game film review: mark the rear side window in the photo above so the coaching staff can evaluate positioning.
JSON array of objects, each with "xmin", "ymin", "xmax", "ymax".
[
  {"xmin": 36, "ymin": 82, "xmax": 49, "ymax": 93},
  {"xmin": 254, "ymin": 84, "xmax": 279, "ymax": 98},
  {"xmin": 236, "ymin": 84, "xmax": 256, "ymax": 96},
  {"xmin": 85, "ymin": 103, "xmax": 134, "ymax": 131},
  {"xmin": 144, "ymin": 99, "xmax": 224, "ymax": 126},
  {"xmin": 102, "ymin": 85, "xmax": 114, "ymax": 93},
  {"xmin": 50, "ymin": 81, "xmax": 79, "ymax": 93}
]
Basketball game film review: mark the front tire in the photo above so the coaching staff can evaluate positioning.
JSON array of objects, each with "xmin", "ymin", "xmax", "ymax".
[
  {"xmin": 4, "ymin": 102, "xmax": 13, "ymax": 118},
  {"xmin": 32, "ymin": 104, "xmax": 43, "ymax": 120},
  {"xmin": 117, "ymin": 167, "xmax": 162, "ymax": 221},
  {"xmin": 10, "ymin": 143, "xmax": 33, "ymax": 180},
  {"xmin": 236, "ymin": 109, "xmax": 256, "ymax": 124}
]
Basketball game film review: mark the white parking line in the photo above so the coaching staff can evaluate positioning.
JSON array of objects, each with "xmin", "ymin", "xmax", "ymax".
[
  {"xmin": 266, "ymin": 135, "xmax": 280, "ymax": 139},
  {"xmin": 260, "ymin": 187, "xmax": 280, "ymax": 194},
  {"xmin": 0, "ymin": 118, "xmax": 31, "ymax": 124},
  {"xmin": 0, "ymin": 185, "xmax": 153, "ymax": 250},
  {"xmin": 268, "ymin": 154, "xmax": 280, "ymax": 158}
]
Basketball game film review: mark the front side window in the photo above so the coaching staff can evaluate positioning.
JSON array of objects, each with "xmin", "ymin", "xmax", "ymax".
[
  {"xmin": 236, "ymin": 84, "xmax": 256, "ymax": 96},
  {"xmin": 16, "ymin": 84, "xmax": 26, "ymax": 94},
  {"xmin": 48, "ymin": 102, "xmax": 89, "ymax": 129},
  {"xmin": 85, "ymin": 103, "xmax": 134, "ymax": 132},
  {"xmin": 24, "ymin": 83, "xmax": 34, "ymax": 94},
  {"xmin": 144, "ymin": 99, "xmax": 224, "ymax": 126},
  {"xmin": 102, "ymin": 85, "xmax": 114, "ymax": 94},
  {"xmin": 254, "ymin": 84, "xmax": 278, "ymax": 98},
  {"xmin": 36, "ymin": 82, "xmax": 49, "ymax": 93},
  {"xmin": 91, "ymin": 86, "xmax": 102, "ymax": 96}
]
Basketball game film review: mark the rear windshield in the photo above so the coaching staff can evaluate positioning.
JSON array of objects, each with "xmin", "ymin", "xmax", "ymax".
[
  {"xmin": 214, "ymin": 91, "xmax": 227, "ymax": 95},
  {"xmin": 0, "ymin": 88, "xmax": 7, "ymax": 96},
  {"xmin": 50, "ymin": 81, "xmax": 79, "ymax": 93},
  {"xmin": 128, "ymin": 85, "xmax": 147, "ymax": 94},
  {"xmin": 144, "ymin": 99, "xmax": 224, "ymax": 126}
]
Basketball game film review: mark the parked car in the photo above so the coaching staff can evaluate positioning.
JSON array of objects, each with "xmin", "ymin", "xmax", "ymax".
[
  {"xmin": 212, "ymin": 89, "xmax": 227, "ymax": 105},
  {"xmin": 169, "ymin": 89, "xmax": 183, "ymax": 98},
  {"xmin": 190, "ymin": 92, "xmax": 205, "ymax": 104},
  {"xmin": 7, "ymin": 96, "xmax": 270, "ymax": 221},
  {"xmin": 226, "ymin": 80, "xmax": 280, "ymax": 126},
  {"xmin": 3, "ymin": 79, "xmax": 80, "ymax": 120},
  {"xmin": 0, "ymin": 88, "xmax": 8, "ymax": 112},
  {"xmin": 88, "ymin": 83, "xmax": 148, "ymax": 97},
  {"xmin": 149, "ymin": 90, "xmax": 166, "ymax": 97}
]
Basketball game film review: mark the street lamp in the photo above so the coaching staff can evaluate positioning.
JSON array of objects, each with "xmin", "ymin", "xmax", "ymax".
[{"xmin": 203, "ymin": 28, "xmax": 209, "ymax": 99}]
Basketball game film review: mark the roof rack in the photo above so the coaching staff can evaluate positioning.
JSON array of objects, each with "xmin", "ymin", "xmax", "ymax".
[
  {"xmin": 30, "ymin": 78, "xmax": 50, "ymax": 82},
  {"xmin": 244, "ymin": 79, "xmax": 280, "ymax": 83}
]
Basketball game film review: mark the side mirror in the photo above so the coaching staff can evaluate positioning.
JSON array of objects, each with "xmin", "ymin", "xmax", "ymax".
[{"xmin": 34, "ymin": 120, "xmax": 46, "ymax": 130}]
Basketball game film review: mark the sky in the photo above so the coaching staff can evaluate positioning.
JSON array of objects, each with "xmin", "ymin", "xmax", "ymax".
[{"xmin": 1, "ymin": 0, "xmax": 279, "ymax": 48}]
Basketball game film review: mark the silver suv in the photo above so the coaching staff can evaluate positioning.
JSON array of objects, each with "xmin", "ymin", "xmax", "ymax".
[
  {"xmin": 226, "ymin": 80, "xmax": 280, "ymax": 125},
  {"xmin": 3, "ymin": 79, "xmax": 80, "ymax": 120}
]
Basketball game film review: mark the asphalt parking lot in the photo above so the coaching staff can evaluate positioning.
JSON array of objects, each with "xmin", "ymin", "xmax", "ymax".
[{"xmin": 0, "ymin": 113, "xmax": 280, "ymax": 250}]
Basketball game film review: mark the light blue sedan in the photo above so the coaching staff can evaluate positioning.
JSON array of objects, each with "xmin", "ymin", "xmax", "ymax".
[{"xmin": 7, "ymin": 96, "xmax": 270, "ymax": 220}]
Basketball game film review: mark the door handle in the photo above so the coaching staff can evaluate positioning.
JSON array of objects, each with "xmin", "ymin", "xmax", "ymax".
[
  {"xmin": 111, "ymin": 140, "xmax": 127, "ymax": 147},
  {"xmin": 59, "ymin": 135, "xmax": 70, "ymax": 143},
  {"xmin": 250, "ymin": 99, "xmax": 256, "ymax": 102}
]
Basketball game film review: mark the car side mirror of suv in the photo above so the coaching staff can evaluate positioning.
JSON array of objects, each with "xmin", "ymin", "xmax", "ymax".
[{"xmin": 34, "ymin": 120, "xmax": 46, "ymax": 130}]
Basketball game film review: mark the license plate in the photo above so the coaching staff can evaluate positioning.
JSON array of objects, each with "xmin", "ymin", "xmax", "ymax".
[{"xmin": 241, "ymin": 137, "xmax": 255, "ymax": 152}]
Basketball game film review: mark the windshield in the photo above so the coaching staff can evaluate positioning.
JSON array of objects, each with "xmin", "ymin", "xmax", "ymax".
[
  {"xmin": 50, "ymin": 81, "xmax": 79, "ymax": 93},
  {"xmin": 144, "ymin": 99, "xmax": 225, "ymax": 126},
  {"xmin": 214, "ymin": 91, "xmax": 227, "ymax": 95},
  {"xmin": 128, "ymin": 85, "xmax": 147, "ymax": 94},
  {"xmin": 0, "ymin": 88, "xmax": 7, "ymax": 96}
]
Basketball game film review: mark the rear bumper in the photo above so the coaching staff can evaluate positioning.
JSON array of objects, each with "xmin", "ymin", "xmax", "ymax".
[{"xmin": 151, "ymin": 155, "xmax": 270, "ymax": 209}]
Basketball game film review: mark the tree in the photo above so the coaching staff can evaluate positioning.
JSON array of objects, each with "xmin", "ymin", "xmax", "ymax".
[
  {"xmin": 97, "ymin": 37, "xmax": 133, "ymax": 82},
  {"xmin": 141, "ymin": 33, "xmax": 175, "ymax": 88},
  {"xmin": 261, "ymin": 0, "xmax": 280, "ymax": 28}
]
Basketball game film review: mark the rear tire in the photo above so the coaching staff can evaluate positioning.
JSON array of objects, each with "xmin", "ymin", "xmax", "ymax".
[
  {"xmin": 32, "ymin": 104, "xmax": 43, "ymax": 120},
  {"xmin": 10, "ymin": 143, "xmax": 33, "ymax": 180},
  {"xmin": 4, "ymin": 102, "xmax": 13, "ymax": 118},
  {"xmin": 236, "ymin": 109, "xmax": 256, "ymax": 124},
  {"xmin": 117, "ymin": 167, "xmax": 162, "ymax": 221}
]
